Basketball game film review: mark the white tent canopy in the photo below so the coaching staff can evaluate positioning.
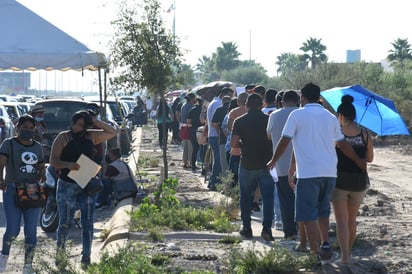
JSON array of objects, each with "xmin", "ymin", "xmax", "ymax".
[{"xmin": 0, "ymin": 0, "xmax": 107, "ymax": 71}]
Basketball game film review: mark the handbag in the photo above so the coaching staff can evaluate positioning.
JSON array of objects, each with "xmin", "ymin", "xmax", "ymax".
[
  {"xmin": 83, "ymin": 176, "xmax": 104, "ymax": 195},
  {"xmin": 179, "ymin": 124, "xmax": 190, "ymax": 140},
  {"xmin": 15, "ymin": 181, "xmax": 47, "ymax": 208},
  {"xmin": 113, "ymin": 162, "xmax": 138, "ymax": 201},
  {"xmin": 9, "ymin": 138, "xmax": 46, "ymax": 208}
]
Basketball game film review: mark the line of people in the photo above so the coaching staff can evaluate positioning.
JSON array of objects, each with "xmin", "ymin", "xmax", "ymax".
[{"xmin": 176, "ymin": 82, "xmax": 373, "ymax": 266}]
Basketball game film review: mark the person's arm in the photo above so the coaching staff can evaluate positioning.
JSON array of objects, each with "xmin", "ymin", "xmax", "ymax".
[
  {"xmin": 0, "ymin": 154, "xmax": 7, "ymax": 191},
  {"xmin": 227, "ymin": 111, "xmax": 235, "ymax": 132},
  {"xmin": 364, "ymin": 130, "xmax": 374, "ymax": 163},
  {"xmin": 231, "ymin": 134, "xmax": 241, "ymax": 148},
  {"xmin": 50, "ymin": 132, "xmax": 80, "ymax": 170},
  {"xmin": 267, "ymin": 136, "xmax": 291, "ymax": 169},
  {"xmin": 336, "ymin": 139, "xmax": 367, "ymax": 172},
  {"xmin": 89, "ymin": 116, "xmax": 117, "ymax": 145},
  {"xmin": 288, "ymin": 151, "xmax": 296, "ymax": 189}
]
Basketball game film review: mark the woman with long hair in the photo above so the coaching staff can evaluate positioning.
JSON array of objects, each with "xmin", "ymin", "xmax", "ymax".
[
  {"xmin": 50, "ymin": 110, "xmax": 116, "ymax": 269},
  {"xmin": 332, "ymin": 95, "xmax": 374, "ymax": 265}
]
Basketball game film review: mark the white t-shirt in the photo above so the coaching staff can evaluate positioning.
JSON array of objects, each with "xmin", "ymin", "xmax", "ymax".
[
  {"xmin": 145, "ymin": 99, "xmax": 153, "ymax": 110},
  {"xmin": 282, "ymin": 103, "xmax": 344, "ymax": 179}
]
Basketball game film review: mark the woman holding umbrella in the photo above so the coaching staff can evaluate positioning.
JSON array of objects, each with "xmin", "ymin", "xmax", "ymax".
[{"xmin": 331, "ymin": 95, "xmax": 374, "ymax": 265}]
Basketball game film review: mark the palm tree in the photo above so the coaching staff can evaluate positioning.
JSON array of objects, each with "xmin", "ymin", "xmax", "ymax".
[
  {"xmin": 276, "ymin": 52, "xmax": 307, "ymax": 75},
  {"xmin": 387, "ymin": 38, "xmax": 412, "ymax": 64},
  {"xmin": 215, "ymin": 41, "xmax": 241, "ymax": 74},
  {"xmin": 196, "ymin": 55, "xmax": 218, "ymax": 82},
  {"xmin": 300, "ymin": 37, "xmax": 327, "ymax": 69}
]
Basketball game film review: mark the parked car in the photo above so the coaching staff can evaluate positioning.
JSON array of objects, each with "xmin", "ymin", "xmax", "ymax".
[
  {"xmin": 83, "ymin": 96, "xmax": 133, "ymax": 153},
  {"xmin": 32, "ymin": 98, "xmax": 121, "ymax": 162},
  {"xmin": 0, "ymin": 105, "xmax": 15, "ymax": 143},
  {"xmin": 0, "ymin": 101, "xmax": 27, "ymax": 125}
]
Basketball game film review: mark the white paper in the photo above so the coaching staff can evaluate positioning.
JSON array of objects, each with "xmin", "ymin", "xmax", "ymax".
[
  {"xmin": 270, "ymin": 168, "xmax": 278, "ymax": 182},
  {"xmin": 68, "ymin": 154, "xmax": 101, "ymax": 188}
]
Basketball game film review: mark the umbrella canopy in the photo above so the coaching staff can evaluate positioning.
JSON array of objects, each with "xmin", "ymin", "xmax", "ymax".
[
  {"xmin": 196, "ymin": 81, "xmax": 236, "ymax": 102},
  {"xmin": 321, "ymin": 85, "xmax": 410, "ymax": 136}
]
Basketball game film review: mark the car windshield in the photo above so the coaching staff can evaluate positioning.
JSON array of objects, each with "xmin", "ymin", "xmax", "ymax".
[{"xmin": 41, "ymin": 101, "xmax": 89, "ymax": 131}]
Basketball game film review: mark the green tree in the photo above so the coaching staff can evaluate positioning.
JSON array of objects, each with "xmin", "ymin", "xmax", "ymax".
[
  {"xmin": 221, "ymin": 62, "xmax": 268, "ymax": 86},
  {"xmin": 300, "ymin": 37, "xmax": 328, "ymax": 69},
  {"xmin": 110, "ymin": 0, "xmax": 182, "ymax": 94},
  {"xmin": 276, "ymin": 52, "xmax": 307, "ymax": 76},
  {"xmin": 196, "ymin": 55, "xmax": 218, "ymax": 83},
  {"xmin": 110, "ymin": 0, "xmax": 183, "ymax": 178},
  {"xmin": 173, "ymin": 63, "xmax": 196, "ymax": 90},
  {"xmin": 215, "ymin": 41, "xmax": 241, "ymax": 76},
  {"xmin": 387, "ymin": 38, "xmax": 412, "ymax": 69}
]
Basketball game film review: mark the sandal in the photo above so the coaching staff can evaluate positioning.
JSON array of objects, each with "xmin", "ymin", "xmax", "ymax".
[{"xmin": 293, "ymin": 243, "xmax": 309, "ymax": 253}]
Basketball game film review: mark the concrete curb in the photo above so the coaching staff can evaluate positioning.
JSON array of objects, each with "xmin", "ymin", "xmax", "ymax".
[{"xmin": 92, "ymin": 128, "xmax": 142, "ymax": 260}]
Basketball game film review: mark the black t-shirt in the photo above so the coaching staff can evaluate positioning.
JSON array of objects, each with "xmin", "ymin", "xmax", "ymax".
[
  {"xmin": 232, "ymin": 109, "xmax": 273, "ymax": 170},
  {"xmin": 187, "ymin": 105, "xmax": 202, "ymax": 132},
  {"xmin": 212, "ymin": 104, "xmax": 228, "ymax": 144}
]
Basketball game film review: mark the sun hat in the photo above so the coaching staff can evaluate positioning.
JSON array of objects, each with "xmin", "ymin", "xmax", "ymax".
[{"xmin": 30, "ymin": 104, "xmax": 45, "ymax": 113}]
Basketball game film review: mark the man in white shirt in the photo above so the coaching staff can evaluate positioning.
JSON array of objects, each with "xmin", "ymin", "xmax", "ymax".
[{"xmin": 267, "ymin": 83, "xmax": 366, "ymax": 259}]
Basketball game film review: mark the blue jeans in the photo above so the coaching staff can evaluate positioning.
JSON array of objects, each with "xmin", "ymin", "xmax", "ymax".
[
  {"xmin": 96, "ymin": 178, "xmax": 113, "ymax": 206},
  {"xmin": 276, "ymin": 176, "xmax": 297, "ymax": 238},
  {"xmin": 239, "ymin": 166, "xmax": 274, "ymax": 229},
  {"xmin": 208, "ymin": 137, "xmax": 221, "ymax": 185},
  {"xmin": 274, "ymin": 183, "xmax": 282, "ymax": 223},
  {"xmin": 229, "ymin": 155, "xmax": 240, "ymax": 185},
  {"xmin": 1, "ymin": 183, "xmax": 41, "ymax": 264},
  {"xmin": 56, "ymin": 179, "xmax": 97, "ymax": 259}
]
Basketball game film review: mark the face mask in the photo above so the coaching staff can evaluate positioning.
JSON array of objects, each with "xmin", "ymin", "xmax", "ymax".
[
  {"xmin": 34, "ymin": 117, "xmax": 43, "ymax": 122},
  {"xmin": 19, "ymin": 129, "xmax": 34, "ymax": 141}
]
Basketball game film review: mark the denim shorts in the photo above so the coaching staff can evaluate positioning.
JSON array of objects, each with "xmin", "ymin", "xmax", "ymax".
[{"xmin": 295, "ymin": 177, "xmax": 336, "ymax": 222}]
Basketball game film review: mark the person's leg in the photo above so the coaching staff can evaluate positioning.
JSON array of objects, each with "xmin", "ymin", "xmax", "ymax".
[
  {"xmin": 165, "ymin": 123, "xmax": 171, "ymax": 145},
  {"xmin": 78, "ymin": 192, "xmax": 97, "ymax": 263},
  {"xmin": 157, "ymin": 123, "xmax": 162, "ymax": 146},
  {"xmin": 276, "ymin": 176, "xmax": 297, "ymax": 238},
  {"xmin": 317, "ymin": 178, "xmax": 336, "ymax": 245},
  {"xmin": 190, "ymin": 133, "xmax": 199, "ymax": 171},
  {"xmin": 229, "ymin": 154, "xmax": 240, "ymax": 185},
  {"xmin": 239, "ymin": 166, "xmax": 255, "ymax": 230},
  {"xmin": 208, "ymin": 137, "xmax": 221, "ymax": 186},
  {"xmin": 56, "ymin": 179, "xmax": 79, "ymax": 251},
  {"xmin": 22, "ymin": 207, "xmax": 41, "ymax": 265},
  {"xmin": 182, "ymin": 139, "xmax": 189, "ymax": 166},
  {"xmin": 273, "ymin": 183, "xmax": 283, "ymax": 229},
  {"xmin": 96, "ymin": 178, "xmax": 113, "ymax": 207},
  {"xmin": 258, "ymin": 169, "xmax": 275, "ymax": 230},
  {"xmin": 219, "ymin": 144, "xmax": 229, "ymax": 176},
  {"xmin": 332, "ymin": 197, "xmax": 350, "ymax": 263},
  {"xmin": 295, "ymin": 178, "xmax": 322, "ymax": 254},
  {"xmin": 1, "ymin": 185, "xmax": 23, "ymax": 256}
]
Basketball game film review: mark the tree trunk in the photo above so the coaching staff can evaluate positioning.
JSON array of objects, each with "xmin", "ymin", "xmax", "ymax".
[{"xmin": 160, "ymin": 95, "xmax": 168, "ymax": 179}]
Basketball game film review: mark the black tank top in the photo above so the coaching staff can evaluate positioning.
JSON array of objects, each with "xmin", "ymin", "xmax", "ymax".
[
  {"xmin": 59, "ymin": 132, "xmax": 95, "ymax": 184},
  {"xmin": 336, "ymin": 129, "xmax": 367, "ymax": 173}
]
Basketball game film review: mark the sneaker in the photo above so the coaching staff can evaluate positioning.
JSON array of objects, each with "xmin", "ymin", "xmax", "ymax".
[
  {"xmin": 0, "ymin": 254, "xmax": 8, "ymax": 272},
  {"xmin": 239, "ymin": 227, "xmax": 253, "ymax": 239},
  {"xmin": 319, "ymin": 242, "xmax": 333, "ymax": 260},
  {"xmin": 22, "ymin": 263, "xmax": 35, "ymax": 274},
  {"xmin": 261, "ymin": 227, "xmax": 274, "ymax": 241},
  {"xmin": 274, "ymin": 222, "xmax": 283, "ymax": 231}
]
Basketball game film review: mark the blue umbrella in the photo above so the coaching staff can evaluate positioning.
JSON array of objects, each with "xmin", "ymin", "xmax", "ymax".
[{"xmin": 321, "ymin": 84, "xmax": 410, "ymax": 136}]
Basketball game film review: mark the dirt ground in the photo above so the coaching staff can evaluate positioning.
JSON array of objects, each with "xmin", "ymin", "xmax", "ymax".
[{"xmin": 137, "ymin": 125, "xmax": 412, "ymax": 274}]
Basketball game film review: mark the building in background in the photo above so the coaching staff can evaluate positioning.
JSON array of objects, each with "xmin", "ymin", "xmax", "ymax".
[
  {"xmin": 0, "ymin": 72, "xmax": 30, "ymax": 94},
  {"xmin": 346, "ymin": 49, "xmax": 361, "ymax": 63}
]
